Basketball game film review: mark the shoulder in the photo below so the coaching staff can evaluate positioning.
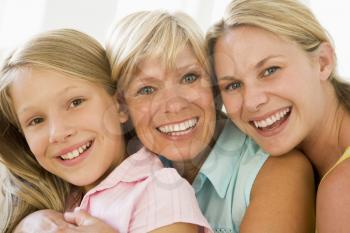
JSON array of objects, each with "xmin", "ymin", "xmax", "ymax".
[
  {"xmin": 317, "ymin": 158, "xmax": 350, "ymax": 232},
  {"xmin": 252, "ymin": 150, "xmax": 314, "ymax": 197},
  {"xmin": 241, "ymin": 150, "xmax": 315, "ymax": 233},
  {"xmin": 258, "ymin": 149, "xmax": 313, "ymax": 179}
]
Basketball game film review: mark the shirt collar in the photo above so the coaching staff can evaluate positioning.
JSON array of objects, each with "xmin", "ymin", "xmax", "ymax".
[
  {"xmin": 84, "ymin": 147, "xmax": 162, "ymax": 196},
  {"xmin": 193, "ymin": 120, "xmax": 247, "ymax": 198}
]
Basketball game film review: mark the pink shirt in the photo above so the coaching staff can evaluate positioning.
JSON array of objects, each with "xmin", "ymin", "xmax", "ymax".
[{"xmin": 78, "ymin": 147, "xmax": 212, "ymax": 233}]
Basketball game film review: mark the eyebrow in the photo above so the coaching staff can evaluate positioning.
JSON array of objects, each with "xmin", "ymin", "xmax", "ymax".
[
  {"xmin": 132, "ymin": 62, "xmax": 203, "ymax": 83},
  {"xmin": 255, "ymin": 55, "xmax": 283, "ymax": 69},
  {"xmin": 217, "ymin": 55, "xmax": 283, "ymax": 81},
  {"xmin": 176, "ymin": 62, "xmax": 202, "ymax": 71},
  {"xmin": 18, "ymin": 86, "xmax": 80, "ymax": 114}
]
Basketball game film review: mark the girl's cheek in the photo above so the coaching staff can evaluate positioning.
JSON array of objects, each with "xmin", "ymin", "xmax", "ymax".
[{"xmin": 223, "ymin": 94, "xmax": 243, "ymax": 116}]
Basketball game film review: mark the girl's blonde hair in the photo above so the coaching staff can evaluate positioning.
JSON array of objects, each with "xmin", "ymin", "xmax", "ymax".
[
  {"xmin": 105, "ymin": 10, "xmax": 222, "ymax": 110},
  {"xmin": 207, "ymin": 0, "xmax": 350, "ymax": 112},
  {"xmin": 0, "ymin": 28, "xmax": 114, "ymax": 232}
]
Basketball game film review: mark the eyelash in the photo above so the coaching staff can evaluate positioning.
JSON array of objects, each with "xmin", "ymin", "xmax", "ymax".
[
  {"xmin": 224, "ymin": 81, "xmax": 241, "ymax": 91},
  {"xmin": 25, "ymin": 98, "xmax": 85, "ymax": 127},
  {"xmin": 137, "ymin": 86, "xmax": 155, "ymax": 96},
  {"xmin": 182, "ymin": 73, "xmax": 199, "ymax": 84},
  {"xmin": 136, "ymin": 72, "xmax": 200, "ymax": 96},
  {"xmin": 69, "ymin": 98, "xmax": 85, "ymax": 109},
  {"xmin": 263, "ymin": 66, "xmax": 280, "ymax": 77},
  {"xmin": 28, "ymin": 117, "xmax": 44, "ymax": 127}
]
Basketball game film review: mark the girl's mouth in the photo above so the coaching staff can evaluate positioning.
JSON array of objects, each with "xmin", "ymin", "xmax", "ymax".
[
  {"xmin": 60, "ymin": 140, "xmax": 93, "ymax": 160},
  {"xmin": 250, "ymin": 107, "xmax": 292, "ymax": 131}
]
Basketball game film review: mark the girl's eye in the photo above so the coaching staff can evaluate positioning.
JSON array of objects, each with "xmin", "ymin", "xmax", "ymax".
[
  {"xmin": 28, "ymin": 117, "xmax": 44, "ymax": 126},
  {"xmin": 225, "ymin": 81, "xmax": 241, "ymax": 91},
  {"xmin": 182, "ymin": 73, "xmax": 198, "ymax": 84},
  {"xmin": 263, "ymin": 66, "xmax": 279, "ymax": 77},
  {"xmin": 137, "ymin": 86, "xmax": 155, "ymax": 95},
  {"xmin": 69, "ymin": 98, "xmax": 85, "ymax": 108}
]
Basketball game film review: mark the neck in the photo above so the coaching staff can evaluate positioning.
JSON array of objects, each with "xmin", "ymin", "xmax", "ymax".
[
  {"xmin": 172, "ymin": 118, "xmax": 226, "ymax": 184},
  {"xmin": 299, "ymin": 85, "xmax": 349, "ymax": 177},
  {"xmin": 83, "ymin": 141, "xmax": 127, "ymax": 193}
]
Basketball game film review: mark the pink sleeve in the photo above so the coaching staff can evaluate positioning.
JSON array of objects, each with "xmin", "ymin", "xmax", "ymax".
[{"xmin": 129, "ymin": 168, "xmax": 212, "ymax": 233}]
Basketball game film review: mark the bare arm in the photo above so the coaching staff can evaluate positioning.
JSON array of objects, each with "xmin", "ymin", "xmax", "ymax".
[
  {"xmin": 240, "ymin": 150, "xmax": 315, "ymax": 233},
  {"xmin": 149, "ymin": 223, "xmax": 199, "ymax": 233},
  {"xmin": 317, "ymin": 159, "xmax": 350, "ymax": 233}
]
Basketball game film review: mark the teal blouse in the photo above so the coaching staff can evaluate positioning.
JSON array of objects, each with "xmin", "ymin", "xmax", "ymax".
[{"xmin": 192, "ymin": 121, "xmax": 269, "ymax": 233}]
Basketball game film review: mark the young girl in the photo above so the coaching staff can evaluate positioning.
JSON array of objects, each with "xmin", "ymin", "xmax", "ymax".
[
  {"xmin": 207, "ymin": 0, "xmax": 350, "ymax": 232},
  {"xmin": 0, "ymin": 28, "xmax": 212, "ymax": 233}
]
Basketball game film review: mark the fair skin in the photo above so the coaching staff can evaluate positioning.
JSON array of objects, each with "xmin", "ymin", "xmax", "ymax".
[
  {"xmin": 11, "ymin": 68, "xmax": 199, "ymax": 233},
  {"xmin": 18, "ymin": 45, "xmax": 315, "ymax": 233},
  {"xmin": 123, "ymin": 46, "xmax": 315, "ymax": 233},
  {"xmin": 10, "ymin": 68, "xmax": 127, "ymax": 191},
  {"xmin": 123, "ymin": 46, "xmax": 217, "ymax": 182},
  {"xmin": 213, "ymin": 26, "xmax": 316, "ymax": 232},
  {"xmin": 214, "ymin": 25, "xmax": 350, "ymax": 232}
]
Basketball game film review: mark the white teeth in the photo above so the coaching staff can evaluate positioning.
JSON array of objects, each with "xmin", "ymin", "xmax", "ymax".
[
  {"xmin": 158, "ymin": 118, "xmax": 198, "ymax": 135},
  {"xmin": 60, "ymin": 141, "xmax": 92, "ymax": 160},
  {"xmin": 253, "ymin": 108, "xmax": 291, "ymax": 129}
]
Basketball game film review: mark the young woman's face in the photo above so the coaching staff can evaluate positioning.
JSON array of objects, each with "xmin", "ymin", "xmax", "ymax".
[
  {"xmin": 10, "ymin": 68, "xmax": 128, "ymax": 191},
  {"xmin": 123, "ymin": 46, "xmax": 216, "ymax": 162},
  {"xmin": 214, "ymin": 26, "xmax": 332, "ymax": 155}
]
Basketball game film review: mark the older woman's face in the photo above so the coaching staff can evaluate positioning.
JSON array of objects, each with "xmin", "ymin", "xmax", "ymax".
[{"xmin": 123, "ymin": 46, "xmax": 216, "ymax": 162}]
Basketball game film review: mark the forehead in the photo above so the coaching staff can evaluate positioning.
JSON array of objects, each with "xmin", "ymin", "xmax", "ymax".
[
  {"xmin": 214, "ymin": 26, "xmax": 301, "ymax": 72},
  {"xmin": 10, "ymin": 68, "xmax": 81, "ymax": 93},
  {"xmin": 10, "ymin": 68, "xmax": 96, "ymax": 112},
  {"xmin": 135, "ymin": 46, "xmax": 200, "ymax": 77}
]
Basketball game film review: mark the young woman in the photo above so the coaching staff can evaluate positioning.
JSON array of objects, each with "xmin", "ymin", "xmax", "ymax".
[
  {"xmin": 207, "ymin": 0, "xmax": 350, "ymax": 232},
  {"xmin": 11, "ymin": 10, "xmax": 315, "ymax": 233},
  {"xmin": 0, "ymin": 28, "xmax": 211, "ymax": 233}
]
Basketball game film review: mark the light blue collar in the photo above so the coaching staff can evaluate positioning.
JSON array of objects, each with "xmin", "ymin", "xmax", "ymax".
[{"xmin": 193, "ymin": 121, "xmax": 247, "ymax": 198}]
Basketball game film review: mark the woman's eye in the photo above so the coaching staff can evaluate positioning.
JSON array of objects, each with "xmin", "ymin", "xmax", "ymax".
[
  {"xmin": 263, "ymin": 66, "xmax": 279, "ymax": 77},
  {"xmin": 28, "ymin": 117, "xmax": 44, "ymax": 126},
  {"xmin": 182, "ymin": 73, "xmax": 198, "ymax": 84},
  {"xmin": 225, "ymin": 82, "xmax": 241, "ymax": 91},
  {"xmin": 137, "ymin": 86, "xmax": 155, "ymax": 95},
  {"xmin": 69, "ymin": 98, "xmax": 85, "ymax": 108}
]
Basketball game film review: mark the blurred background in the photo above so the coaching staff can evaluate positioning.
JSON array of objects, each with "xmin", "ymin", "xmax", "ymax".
[{"xmin": 0, "ymin": 0, "xmax": 349, "ymax": 79}]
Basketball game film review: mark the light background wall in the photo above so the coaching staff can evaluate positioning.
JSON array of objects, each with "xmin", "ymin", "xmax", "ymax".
[{"xmin": 0, "ymin": 0, "xmax": 348, "ymax": 80}]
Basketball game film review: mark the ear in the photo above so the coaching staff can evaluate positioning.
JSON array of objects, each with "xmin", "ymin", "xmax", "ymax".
[
  {"xmin": 115, "ymin": 92, "xmax": 129, "ymax": 124},
  {"xmin": 316, "ymin": 42, "xmax": 335, "ymax": 81}
]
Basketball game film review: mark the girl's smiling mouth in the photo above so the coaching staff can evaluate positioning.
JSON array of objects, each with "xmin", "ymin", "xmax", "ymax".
[
  {"xmin": 58, "ymin": 140, "xmax": 94, "ymax": 161},
  {"xmin": 250, "ymin": 107, "xmax": 292, "ymax": 131}
]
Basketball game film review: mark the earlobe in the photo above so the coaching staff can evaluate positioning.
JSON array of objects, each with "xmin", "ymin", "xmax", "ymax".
[
  {"xmin": 114, "ymin": 92, "xmax": 129, "ymax": 123},
  {"xmin": 118, "ymin": 106, "xmax": 129, "ymax": 124},
  {"xmin": 317, "ymin": 42, "xmax": 335, "ymax": 81}
]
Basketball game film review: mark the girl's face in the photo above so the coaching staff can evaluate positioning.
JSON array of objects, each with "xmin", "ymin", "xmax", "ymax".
[
  {"xmin": 10, "ymin": 68, "xmax": 128, "ymax": 191},
  {"xmin": 214, "ymin": 26, "xmax": 333, "ymax": 155},
  {"xmin": 123, "ymin": 46, "xmax": 216, "ymax": 162}
]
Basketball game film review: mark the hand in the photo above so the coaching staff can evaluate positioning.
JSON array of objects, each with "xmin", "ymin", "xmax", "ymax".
[
  {"xmin": 60, "ymin": 209, "xmax": 118, "ymax": 233},
  {"xmin": 13, "ymin": 209, "xmax": 73, "ymax": 233}
]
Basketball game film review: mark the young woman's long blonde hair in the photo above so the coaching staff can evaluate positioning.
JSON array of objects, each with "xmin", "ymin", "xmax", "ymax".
[
  {"xmin": 0, "ymin": 28, "xmax": 114, "ymax": 232},
  {"xmin": 206, "ymin": 0, "xmax": 350, "ymax": 113}
]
